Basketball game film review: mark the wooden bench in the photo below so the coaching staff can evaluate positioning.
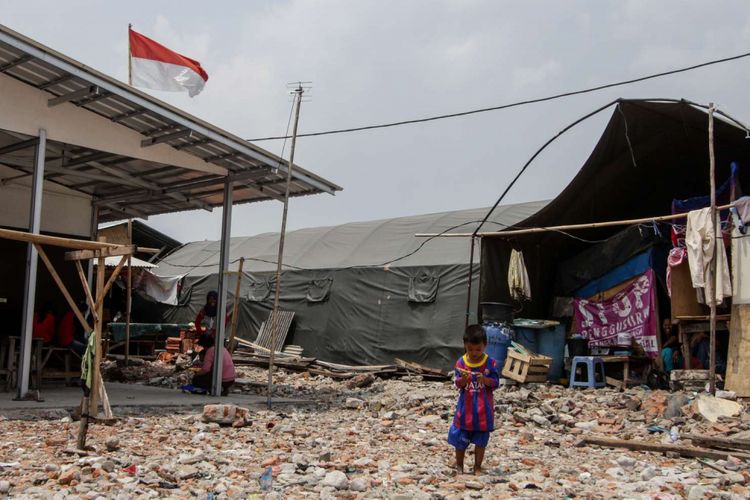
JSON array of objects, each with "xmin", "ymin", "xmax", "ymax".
[
  {"xmin": 0, "ymin": 338, "xmax": 81, "ymax": 390},
  {"xmin": 39, "ymin": 346, "xmax": 81, "ymax": 385}
]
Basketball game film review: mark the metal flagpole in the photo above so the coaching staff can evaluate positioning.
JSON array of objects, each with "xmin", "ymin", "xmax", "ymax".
[
  {"xmin": 128, "ymin": 24, "xmax": 133, "ymax": 86},
  {"xmin": 708, "ymin": 103, "xmax": 718, "ymax": 395},
  {"xmin": 267, "ymin": 84, "xmax": 304, "ymax": 409}
]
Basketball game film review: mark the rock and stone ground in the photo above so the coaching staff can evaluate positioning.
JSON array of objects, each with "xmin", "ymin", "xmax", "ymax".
[{"xmin": 1, "ymin": 364, "xmax": 749, "ymax": 498}]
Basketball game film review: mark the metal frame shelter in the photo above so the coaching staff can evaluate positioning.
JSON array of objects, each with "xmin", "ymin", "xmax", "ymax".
[{"xmin": 0, "ymin": 24, "xmax": 341, "ymax": 398}]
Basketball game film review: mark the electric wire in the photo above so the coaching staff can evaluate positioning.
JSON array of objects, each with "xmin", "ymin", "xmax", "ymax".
[{"xmin": 246, "ymin": 50, "xmax": 750, "ymax": 142}]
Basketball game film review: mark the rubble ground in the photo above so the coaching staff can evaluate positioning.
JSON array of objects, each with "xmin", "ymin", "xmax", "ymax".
[{"xmin": 2, "ymin": 366, "xmax": 750, "ymax": 499}]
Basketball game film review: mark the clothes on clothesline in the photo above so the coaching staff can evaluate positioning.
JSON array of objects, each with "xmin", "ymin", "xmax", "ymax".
[
  {"xmin": 507, "ymin": 249, "xmax": 531, "ymax": 302},
  {"xmin": 137, "ymin": 271, "xmax": 183, "ymax": 305},
  {"xmin": 732, "ymin": 196, "xmax": 750, "ymax": 304},
  {"xmin": 666, "ymin": 247, "xmax": 687, "ymax": 298},
  {"xmin": 685, "ymin": 207, "xmax": 732, "ymax": 306}
]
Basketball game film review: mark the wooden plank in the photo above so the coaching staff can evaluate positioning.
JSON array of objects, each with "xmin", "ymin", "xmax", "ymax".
[
  {"xmin": 93, "ymin": 255, "xmax": 128, "ymax": 312},
  {"xmin": 74, "ymin": 260, "xmax": 97, "ymax": 322},
  {"xmin": 683, "ymin": 433, "xmax": 750, "ymax": 451},
  {"xmin": 394, "ymin": 358, "xmax": 449, "ymax": 378},
  {"xmin": 670, "ymin": 261, "xmax": 709, "ymax": 319},
  {"xmin": 725, "ymin": 304, "xmax": 750, "ymax": 396},
  {"xmin": 0, "ymin": 226, "xmax": 119, "ymax": 250},
  {"xmin": 227, "ymin": 258, "xmax": 245, "ymax": 353},
  {"xmin": 89, "ymin": 255, "xmax": 105, "ymax": 417},
  {"xmin": 34, "ymin": 243, "xmax": 92, "ymax": 333},
  {"xmin": 577, "ymin": 436, "xmax": 750, "ymax": 461},
  {"xmin": 65, "ymin": 245, "xmax": 135, "ymax": 261},
  {"xmin": 606, "ymin": 376, "xmax": 624, "ymax": 390}
]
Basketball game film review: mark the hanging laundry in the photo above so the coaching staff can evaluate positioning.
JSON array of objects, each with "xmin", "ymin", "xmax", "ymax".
[
  {"xmin": 666, "ymin": 247, "xmax": 687, "ymax": 297},
  {"xmin": 138, "ymin": 271, "xmax": 183, "ymax": 305},
  {"xmin": 685, "ymin": 208, "xmax": 732, "ymax": 306},
  {"xmin": 732, "ymin": 197, "xmax": 750, "ymax": 304},
  {"xmin": 508, "ymin": 249, "xmax": 531, "ymax": 301}
]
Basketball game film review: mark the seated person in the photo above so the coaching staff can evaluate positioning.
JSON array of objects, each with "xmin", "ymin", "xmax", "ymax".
[
  {"xmin": 32, "ymin": 302, "xmax": 55, "ymax": 344},
  {"xmin": 660, "ymin": 319, "xmax": 683, "ymax": 373},
  {"xmin": 691, "ymin": 331, "xmax": 727, "ymax": 374},
  {"xmin": 191, "ymin": 333, "xmax": 235, "ymax": 396},
  {"xmin": 56, "ymin": 310, "xmax": 86, "ymax": 356}
]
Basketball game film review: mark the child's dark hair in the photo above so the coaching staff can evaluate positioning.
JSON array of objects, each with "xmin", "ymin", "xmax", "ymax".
[{"xmin": 463, "ymin": 324, "xmax": 487, "ymax": 344}]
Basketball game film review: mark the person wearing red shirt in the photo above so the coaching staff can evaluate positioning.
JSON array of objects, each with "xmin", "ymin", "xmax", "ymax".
[
  {"xmin": 32, "ymin": 302, "xmax": 55, "ymax": 344},
  {"xmin": 56, "ymin": 310, "xmax": 86, "ymax": 355}
]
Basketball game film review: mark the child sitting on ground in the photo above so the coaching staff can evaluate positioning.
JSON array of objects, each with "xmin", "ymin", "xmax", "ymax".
[{"xmin": 448, "ymin": 324, "xmax": 500, "ymax": 475}]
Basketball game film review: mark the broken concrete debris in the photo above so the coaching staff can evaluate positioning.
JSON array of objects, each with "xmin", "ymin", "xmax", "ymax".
[{"xmin": 1, "ymin": 366, "xmax": 750, "ymax": 497}]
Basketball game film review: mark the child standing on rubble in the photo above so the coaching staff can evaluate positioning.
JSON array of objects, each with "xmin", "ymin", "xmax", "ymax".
[{"xmin": 448, "ymin": 324, "xmax": 500, "ymax": 475}]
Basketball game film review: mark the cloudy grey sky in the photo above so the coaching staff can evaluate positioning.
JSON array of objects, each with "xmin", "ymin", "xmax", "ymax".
[{"xmin": 3, "ymin": 1, "xmax": 750, "ymax": 242}]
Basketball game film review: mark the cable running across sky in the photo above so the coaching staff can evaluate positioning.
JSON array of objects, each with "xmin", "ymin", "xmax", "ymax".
[{"xmin": 246, "ymin": 49, "xmax": 750, "ymax": 141}]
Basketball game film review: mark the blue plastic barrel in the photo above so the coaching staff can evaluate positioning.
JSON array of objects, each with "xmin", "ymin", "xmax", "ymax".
[
  {"xmin": 536, "ymin": 324, "xmax": 566, "ymax": 382},
  {"xmin": 514, "ymin": 327, "xmax": 538, "ymax": 355},
  {"xmin": 483, "ymin": 322, "xmax": 512, "ymax": 369}
]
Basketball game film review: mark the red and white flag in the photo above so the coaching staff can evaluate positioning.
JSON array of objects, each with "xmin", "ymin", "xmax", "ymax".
[{"xmin": 128, "ymin": 27, "xmax": 208, "ymax": 97}]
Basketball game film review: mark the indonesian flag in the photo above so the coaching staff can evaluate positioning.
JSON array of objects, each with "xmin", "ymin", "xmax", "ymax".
[{"xmin": 128, "ymin": 27, "xmax": 208, "ymax": 97}]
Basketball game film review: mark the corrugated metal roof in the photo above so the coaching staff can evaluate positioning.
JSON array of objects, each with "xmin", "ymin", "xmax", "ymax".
[{"xmin": 0, "ymin": 24, "xmax": 341, "ymax": 222}]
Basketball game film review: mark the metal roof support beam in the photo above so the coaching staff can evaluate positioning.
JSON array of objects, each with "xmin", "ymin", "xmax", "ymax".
[
  {"xmin": 0, "ymin": 137, "xmax": 38, "ymax": 156},
  {"xmin": 203, "ymin": 152, "xmax": 240, "ymax": 163},
  {"xmin": 17, "ymin": 129, "xmax": 46, "ymax": 400},
  {"xmin": 110, "ymin": 108, "xmax": 148, "ymax": 123},
  {"xmin": 48, "ymin": 85, "xmax": 101, "ymax": 107},
  {"xmin": 143, "ymin": 124, "xmax": 184, "ymax": 137},
  {"xmin": 85, "ymin": 160, "xmax": 212, "ymax": 211},
  {"xmin": 64, "ymin": 151, "xmax": 118, "ymax": 168},
  {"xmin": 45, "ymin": 165, "xmax": 144, "ymax": 186},
  {"xmin": 100, "ymin": 203, "xmax": 149, "ymax": 220},
  {"xmin": 174, "ymin": 138, "xmax": 212, "ymax": 150},
  {"xmin": 37, "ymin": 74, "xmax": 74, "ymax": 90},
  {"xmin": 76, "ymin": 91, "xmax": 111, "ymax": 106},
  {"xmin": 141, "ymin": 129, "xmax": 193, "ymax": 148},
  {"xmin": 212, "ymin": 178, "xmax": 233, "ymax": 397},
  {"xmin": 0, "ymin": 54, "xmax": 32, "ymax": 71}
]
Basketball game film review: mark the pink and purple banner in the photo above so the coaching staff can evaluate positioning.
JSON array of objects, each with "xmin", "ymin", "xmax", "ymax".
[{"xmin": 574, "ymin": 269, "xmax": 658, "ymax": 357}]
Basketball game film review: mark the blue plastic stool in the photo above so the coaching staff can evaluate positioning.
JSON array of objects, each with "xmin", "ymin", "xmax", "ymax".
[{"xmin": 569, "ymin": 356, "xmax": 606, "ymax": 388}]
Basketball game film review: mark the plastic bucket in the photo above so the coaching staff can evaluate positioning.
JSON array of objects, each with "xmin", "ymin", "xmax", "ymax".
[{"xmin": 483, "ymin": 322, "xmax": 512, "ymax": 369}]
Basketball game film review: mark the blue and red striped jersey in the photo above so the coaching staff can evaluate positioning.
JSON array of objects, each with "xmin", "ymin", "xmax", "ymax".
[{"xmin": 453, "ymin": 353, "xmax": 499, "ymax": 431}]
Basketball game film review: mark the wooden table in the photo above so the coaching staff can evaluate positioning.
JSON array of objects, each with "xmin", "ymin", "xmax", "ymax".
[{"xmin": 601, "ymin": 355, "xmax": 652, "ymax": 390}]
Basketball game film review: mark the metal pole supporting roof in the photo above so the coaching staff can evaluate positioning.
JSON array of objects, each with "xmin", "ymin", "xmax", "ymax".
[{"xmin": 17, "ymin": 128, "xmax": 46, "ymax": 399}]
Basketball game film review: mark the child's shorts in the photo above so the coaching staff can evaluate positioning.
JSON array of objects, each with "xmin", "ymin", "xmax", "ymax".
[{"xmin": 447, "ymin": 424, "xmax": 490, "ymax": 449}]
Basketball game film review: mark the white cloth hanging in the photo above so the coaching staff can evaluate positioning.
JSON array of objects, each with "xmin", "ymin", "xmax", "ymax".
[
  {"xmin": 508, "ymin": 249, "xmax": 532, "ymax": 302},
  {"xmin": 732, "ymin": 197, "xmax": 750, "ymax": 304},
  {"xmin": 139, "ymin": 271, "xmax": 183, "ymax": 305},
  {"xmin": 685, "ymin": 207, "xmax": 731, "ymax": 306}
]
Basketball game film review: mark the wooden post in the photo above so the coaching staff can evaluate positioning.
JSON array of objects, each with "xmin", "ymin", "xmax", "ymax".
[
  {"xmin": 77, "ymin": 396, "xmax": 89, "ymax": 450},
  {"xmin": 465, "ymin": 236, "xmax": 476, "ymax": 329},
  {"xmin": 74, "ymin": 260, "xmax": 97, "ymax": 322},
  {"xmin": 34, "ymin": 243, "xmax": 91, "ymax": 333},
  {"xmin": 228, "ymin": 257, "xmax": 245, "ymax": 353},
  {"xmin": 708, "ymin": 103, "xmax": 717, "ymax": 396},
  {"xmin": 90, "ymin": 252, "xmax": 105, "ymax": 417},
  {"xmin": 125, "ymin": 219, "xmax": 132, "ymax": 366},
  {"xmin": 268, "ymin": 85, "xmax": 304, "ymax": 408}
]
